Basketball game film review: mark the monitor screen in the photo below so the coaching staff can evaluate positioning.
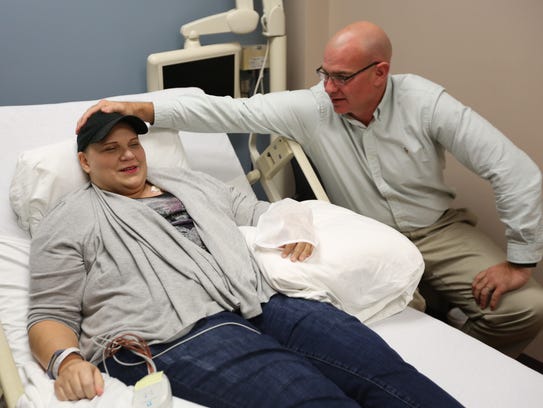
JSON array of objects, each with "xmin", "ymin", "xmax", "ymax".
[
  {"xmin": 147, "ymin": 43, "xmax": 241, "ymax": 98},
  {"xmin": 162, "ymin": 54, "xmax": 236, "ymax": 97}
]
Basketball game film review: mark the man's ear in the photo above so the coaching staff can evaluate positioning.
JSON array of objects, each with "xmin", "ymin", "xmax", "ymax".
[
  {"xmin": 78, "ymin": 151, "xmax": 91, "ymax": 174},
  {"xmin": 374, "ymin": 61, "xmax": 390, "ymax": 86}
]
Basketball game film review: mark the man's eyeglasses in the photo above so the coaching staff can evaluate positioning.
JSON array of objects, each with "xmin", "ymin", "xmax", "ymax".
[{"xmin": 316, "ymin": 61, "xmax": 380, "ymax": 85}]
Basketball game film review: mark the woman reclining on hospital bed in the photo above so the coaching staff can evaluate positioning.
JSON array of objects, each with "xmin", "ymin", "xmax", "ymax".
[{"xmin": 27, "ymin": 110, "xmax": 461, "ymax": 407}]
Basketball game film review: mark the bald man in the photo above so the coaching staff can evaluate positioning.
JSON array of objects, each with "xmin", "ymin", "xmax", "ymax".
[{"xmin": 78, "ymin": 21, "xmax": 543, "ymax": 358}]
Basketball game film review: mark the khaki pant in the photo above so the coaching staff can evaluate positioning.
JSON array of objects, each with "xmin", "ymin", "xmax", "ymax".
[{"xmin": 404, "ymin": 208, "xmax": 543, "ymax": 358}]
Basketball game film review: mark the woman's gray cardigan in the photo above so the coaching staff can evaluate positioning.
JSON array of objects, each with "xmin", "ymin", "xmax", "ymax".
[{"xmin": 27, "ymin": 167, "xmax": 274, "ymax": 364}]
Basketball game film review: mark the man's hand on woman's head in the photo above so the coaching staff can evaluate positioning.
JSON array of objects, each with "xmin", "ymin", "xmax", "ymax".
[
  {"xmin": 76, "ymin": 100, "xmax": 154, "ymax": 134},
  {"xmin": 76, "ymin": 100, "xmax": 127, "ymax": 133}
]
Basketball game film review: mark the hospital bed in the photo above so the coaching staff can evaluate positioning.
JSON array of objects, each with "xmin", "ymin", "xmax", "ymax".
[{"xmin": 1, "ymin": 88, "xmax": 542, "ymax": 408}]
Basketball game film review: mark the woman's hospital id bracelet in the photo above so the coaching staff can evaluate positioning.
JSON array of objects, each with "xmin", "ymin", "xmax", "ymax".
[{"xmin": 46, "ymin": 347, "xmax": 84, "ymax": 379}]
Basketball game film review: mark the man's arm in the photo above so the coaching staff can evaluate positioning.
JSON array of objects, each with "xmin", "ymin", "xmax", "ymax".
[
  {"xmin": 431, "ymin": 91, "xmax": 542, "ymax": 308},
  {"xmin": 28, "ymin": 320, "xmax": 104, "ymax": 401},
  {"xmin": 77, "ymin": 89, "xmax": 320, "ymax": 145},
  {"xmin": 432, "ymin": 91, "xmax": 543, "ymax": 263}
]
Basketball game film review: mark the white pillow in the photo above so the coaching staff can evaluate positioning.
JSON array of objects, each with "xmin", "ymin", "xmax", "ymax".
[
  {"xmin": 240, "ymin": 200, "xmax": 424, "ymax": 324},
  {"xmin": 9, "ymin": 127, "xmax": 188, "ymax": 236}
]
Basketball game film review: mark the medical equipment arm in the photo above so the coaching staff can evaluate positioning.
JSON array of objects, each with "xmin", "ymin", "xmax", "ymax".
[
  {"xmin": 248, "ymin": 0, "xmax": 328, "ymax": 202},
  {"xmin": 180, "ymin": 0, "xmax": 259, "ymax": 48},
  {"xmin": 179, "ymin": 0, "xmax": 328, "ymax": 202}
]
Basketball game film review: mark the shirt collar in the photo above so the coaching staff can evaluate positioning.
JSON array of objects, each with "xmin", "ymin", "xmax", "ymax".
[{"xmin": 374, "ymin": 76, "xmax": 393, "ymax": 121}]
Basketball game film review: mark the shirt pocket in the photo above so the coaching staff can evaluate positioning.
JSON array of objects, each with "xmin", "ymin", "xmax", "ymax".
[
  {"xmin": 395, "ymin": 136, "xmax": 432, "ymax": 163},
  {"xmin": 377, "ymin": 135, "xmax": 438, "ymax": 185}
]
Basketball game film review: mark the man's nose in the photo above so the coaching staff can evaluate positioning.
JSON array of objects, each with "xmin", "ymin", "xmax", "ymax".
[{"xmin": 324, "ymin": 78, "xmax": 339, "ymax": 94}]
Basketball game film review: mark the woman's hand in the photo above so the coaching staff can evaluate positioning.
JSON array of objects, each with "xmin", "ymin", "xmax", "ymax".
[
  {"xmin": 280, "ymin": 242, "xmax": 314, "ymax": 262},
  {"xmin": 54, "ymin": 358, "xmax": 105, "ymax": 401},
  {"xmin": 28, "ymin": 320, "xmax": 104, "ymax": 401}
]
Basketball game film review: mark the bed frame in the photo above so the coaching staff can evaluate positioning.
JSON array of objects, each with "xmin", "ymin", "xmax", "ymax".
[
  {"xmin": 2, "ymin": 88, "xmax": 543, "ymax": 408},
  {"xmin": 0, "ymin": 324, "xmax": 24, "ymax": 408}
]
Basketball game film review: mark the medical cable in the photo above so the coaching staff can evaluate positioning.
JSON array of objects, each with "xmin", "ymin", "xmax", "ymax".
[
  {"xmin": 251, "ymin": 38, "xmax": 270, "ymax": 97},
  {"xmin": 99, "ymin": 333, "xmax": 157, "ymax": 375},
  {"xmin": 247, "ymin": 38, "xmax": 271, "ymax": 174},
  {"xmin": 94, "ymin": 321, "xmax": 261, "ymax": 375}
]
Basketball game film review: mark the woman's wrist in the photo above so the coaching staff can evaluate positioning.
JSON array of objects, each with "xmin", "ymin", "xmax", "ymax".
[
  {"xmin": 46, "ymin": 347, "xmax": 84, "ymax": 379},
  {"xmin": 58, "ymin": 353, "xmax": 85, "ymax": 376}
]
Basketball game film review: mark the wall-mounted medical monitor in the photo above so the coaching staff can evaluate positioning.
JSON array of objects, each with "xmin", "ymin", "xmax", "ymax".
[{"xmin": 147, "ymin": 43, "xmax": 241, "ymax": 98}]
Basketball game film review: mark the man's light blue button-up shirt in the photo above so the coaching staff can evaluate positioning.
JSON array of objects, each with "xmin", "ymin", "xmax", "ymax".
[{"xmin": 154, "ymin": 74, "xmax": 542, "ymax": 263}]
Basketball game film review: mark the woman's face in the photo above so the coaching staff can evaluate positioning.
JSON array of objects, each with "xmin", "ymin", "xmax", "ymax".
[{"xmin": 78, "ymin": 122, "xmax": 148, "ymax": 198}]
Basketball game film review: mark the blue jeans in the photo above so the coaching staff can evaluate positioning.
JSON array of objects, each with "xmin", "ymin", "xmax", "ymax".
[{"xmin": 100, "ymin": 295, "xmax": 461, "ymax": 407}]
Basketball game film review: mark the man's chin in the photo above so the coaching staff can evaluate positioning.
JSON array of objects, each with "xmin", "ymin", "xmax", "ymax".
[
  {"xmin": 332, "ymin": 103, "xmax": 349, "ymax": 115},
  {"xmin": 332, "ymin": 99, "xmax": 349, "ymax": 114}
]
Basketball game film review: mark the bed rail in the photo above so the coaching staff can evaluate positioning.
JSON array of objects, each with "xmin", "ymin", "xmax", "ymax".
[
  {"xmin": 0, "ymin": 323, "xmax": 24, "ymax": 408},
  {"xmin": 247, "ymin": 135, "xmax": 329, "ymax": 202}
]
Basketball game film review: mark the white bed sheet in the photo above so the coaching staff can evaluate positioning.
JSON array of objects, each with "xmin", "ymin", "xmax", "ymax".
[
  {"xmin": 369, "ymin": 308, "xmax": 543, "ymax": 407},
  {"xmin": 1, "ymin": 89, "xmax": 542, "ymax": 408}
]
